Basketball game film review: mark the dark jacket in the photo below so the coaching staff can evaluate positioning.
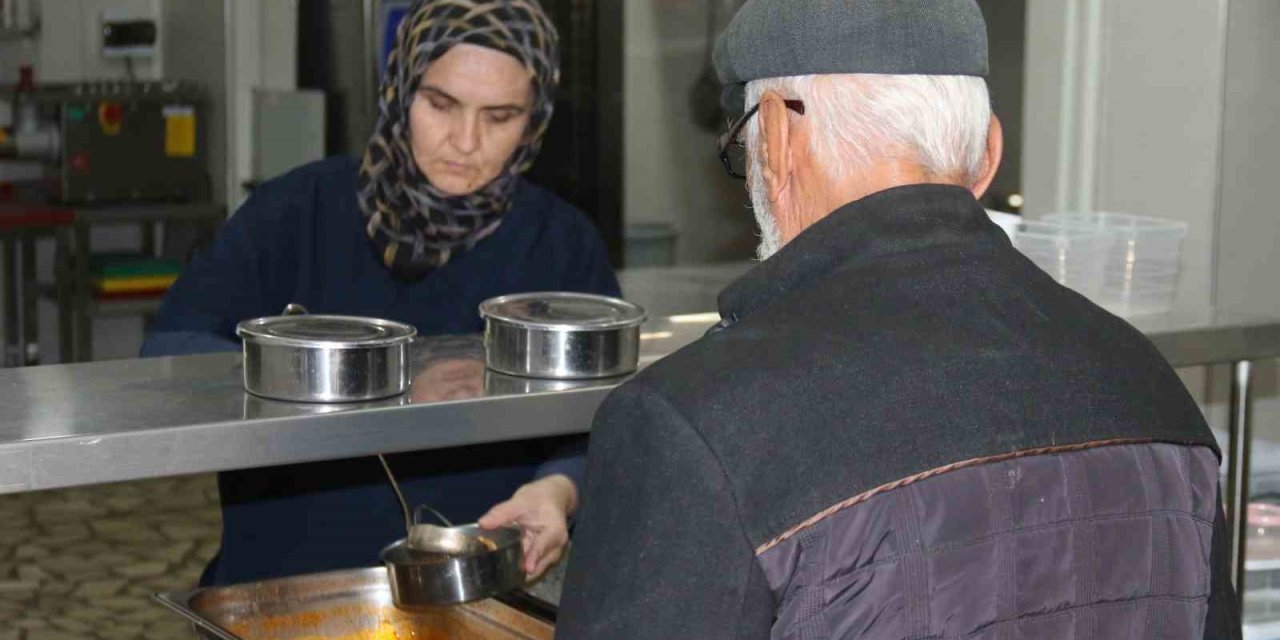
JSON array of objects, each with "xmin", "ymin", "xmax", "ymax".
[
  {"xmin": 140, "ymin": 156, "xmax": 619, "ymax": 584},
  {"xmin": 557, "ymin": 185, "xmax": 1238, "ymax": 639}
]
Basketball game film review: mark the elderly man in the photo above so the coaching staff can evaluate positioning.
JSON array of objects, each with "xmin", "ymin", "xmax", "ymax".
[{"xmin": 557, "ymin": 1, "xmax": 1239, "ymax": 639}]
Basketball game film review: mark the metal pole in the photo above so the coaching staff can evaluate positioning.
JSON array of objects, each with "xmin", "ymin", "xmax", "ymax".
[
  {"xmin": 1226, "ymin": 359, "xmax": 1253, "ymax": 602},
  {"xmin": 2, "ymin": 235, "xmax": 18, "ymax": 367},
  {"xmin": 20, "ymin": 231, "xmax": 38, "ymax": 365},
  {"xmin": 54, "ymin": 227, "xmax": 73, "ymax": 364},
  {"xmin": 73, "ymin": 221, "xmax": 91, "ymax": 362}
]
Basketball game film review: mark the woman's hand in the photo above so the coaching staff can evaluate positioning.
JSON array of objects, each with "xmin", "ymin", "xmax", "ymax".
[{"xmin": 478, "ymin": 474, "xmax": 578, "ymax": 581}]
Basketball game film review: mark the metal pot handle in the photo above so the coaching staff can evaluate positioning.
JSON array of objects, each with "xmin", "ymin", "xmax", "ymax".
[
  {"xmin": 414, "ymin": 504, "xmax": 453, "ymax": 528},
  {"xmin": 282, "ymin": 303, "xmax": 308, "ymax": 316}
]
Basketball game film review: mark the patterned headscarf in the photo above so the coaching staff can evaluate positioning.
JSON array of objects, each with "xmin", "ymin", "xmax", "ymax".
[{"xmin": 358, "ymin": 0, "xmax": 560, "ymax": 280}]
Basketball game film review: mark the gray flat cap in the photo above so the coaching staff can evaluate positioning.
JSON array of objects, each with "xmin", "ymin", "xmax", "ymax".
[{"xmin": 714, "ymin": 0, "xmax": 988, "ymax": 111}]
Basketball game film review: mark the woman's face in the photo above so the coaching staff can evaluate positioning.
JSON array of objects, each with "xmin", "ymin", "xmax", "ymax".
[{"xmin": 409, "ymin": 43, "xmax": 535, "ymax": 196}]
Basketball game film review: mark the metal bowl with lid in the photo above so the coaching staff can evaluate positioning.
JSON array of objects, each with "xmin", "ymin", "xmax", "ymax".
[
  {"xmin": 237, "ymin": 307, "xmax": 417, "ymax": 403},
  {"xmin": 479, "ymin": 292, "xmax": 647, "ymax": 379}
]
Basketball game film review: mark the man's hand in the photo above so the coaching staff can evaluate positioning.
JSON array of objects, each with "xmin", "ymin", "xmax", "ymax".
[{"xmin": 478, "ymin": 474, "xmax": 578, "ymax": 580}]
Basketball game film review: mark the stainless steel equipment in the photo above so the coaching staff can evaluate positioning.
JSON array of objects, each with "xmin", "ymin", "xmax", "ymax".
[
  {"xmin": 237, "ymin": 309, "xmax": 416, "ymax": 403},
  {"xmin": 4, "ymin": 80, "xmax": 209, "ymax": 203},
  {"xmin": 480, "ymin": 292, "xmax": 646, "ymax": 379},
  {"xmin": 381, "ymin": 526, "xmax": 526, "ymax": 609},
  {"xmin": 154, "ymin": 567, "xmax": 554, "ymax": 640}
]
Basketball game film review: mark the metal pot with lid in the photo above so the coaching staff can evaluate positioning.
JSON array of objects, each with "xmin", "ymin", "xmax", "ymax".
[
  {"xmin": 479, "ymin": 292, "xmax": 647, "ymax": 379},
  {"xmin": 237, "ymin": 305, "xmax": 417, "ymax": 403}
]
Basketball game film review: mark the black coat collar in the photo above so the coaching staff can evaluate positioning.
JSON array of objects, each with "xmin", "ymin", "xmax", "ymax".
[{"xmin": 717, "ymin": 184, "xmax": 1007, "ymax": 326}]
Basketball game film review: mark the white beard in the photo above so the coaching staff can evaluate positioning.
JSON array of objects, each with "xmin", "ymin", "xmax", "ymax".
[{"xmin": 748, "ymin": 162, "xmax": 783, "ymax": 261}]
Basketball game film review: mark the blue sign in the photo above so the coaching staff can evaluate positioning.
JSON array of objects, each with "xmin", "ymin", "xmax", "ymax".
[{"xmin": 379, "ymin": 2, "xmax": 412, "ymax": 77}]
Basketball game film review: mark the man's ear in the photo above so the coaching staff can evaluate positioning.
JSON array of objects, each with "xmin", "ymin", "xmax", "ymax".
[
  {"xmin": 970, "ymin": 114, "xmax": 1003, "ymax": 199},
  {"xmin": 758, "ymin": 91, "xmax": 794, "ymax": 204}
]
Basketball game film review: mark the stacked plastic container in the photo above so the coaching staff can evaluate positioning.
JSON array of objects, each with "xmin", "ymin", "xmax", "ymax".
[
  {"xmin": 1007, "ymin": 212, "xmax": 1188, "ymax": 317},
  {"xmin": 1008, "ymin": 220, "xmax": 1110, "ymax": 303},
  {"xmin": 1043, "ymin": 212, "xmax": 1188, "ymax": 316}
]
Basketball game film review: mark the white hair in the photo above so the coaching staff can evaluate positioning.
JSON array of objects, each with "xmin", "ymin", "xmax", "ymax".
[
  {"xmin": 743, "ymin": 74, "xmax": 991, "ymax": 259},
  {"xmin": 748, "ymin": 161, "xmax": 783, "ymax": 260},
  {"xmin": 745, "ymin": 74, "xmax": 991, "ymax": 183}
]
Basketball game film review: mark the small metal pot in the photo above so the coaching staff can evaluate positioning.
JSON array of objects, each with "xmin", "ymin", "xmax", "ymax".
[
  {"xmin": 381, "ymin": 525, "xmax": 524, "ymax": 609},
  {"xmin": 479, "ymin": 292, "xmax": 646, "ymax": 379},
  {"xmin": 237, "ymin": 305, "xmax": 417, "ymax": 403}
]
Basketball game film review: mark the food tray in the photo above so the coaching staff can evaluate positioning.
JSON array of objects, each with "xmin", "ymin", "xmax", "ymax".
[{"xmin": 154, "ymin": 567, "xmax": 553, "ymax": 640}]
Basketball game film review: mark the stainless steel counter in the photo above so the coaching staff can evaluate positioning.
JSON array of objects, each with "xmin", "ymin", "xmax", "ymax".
[
  {"xmin": 619, "ymin": 262, "xmax": 1280, "ymax": 368},
  {"xmin": 0, "ymin": 317, "xmax": 713, "ymax": 495},
  {"xmin": 0, "ymin": 301, "xmax": 1275, "ymax": 496}
]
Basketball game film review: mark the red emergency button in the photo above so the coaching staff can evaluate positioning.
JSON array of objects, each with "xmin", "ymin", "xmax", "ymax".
[
  {"xmin": 98, "ymin": 102, "xmax": 124, "ymax": 135},
  {"xmin": 70, "ymin": 152, "xmax": 91, "ymax": 173}
]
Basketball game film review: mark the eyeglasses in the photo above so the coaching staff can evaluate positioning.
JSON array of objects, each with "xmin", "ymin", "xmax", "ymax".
[{"xmin": 717, "ymin": 99, "xmax": 806, "ymax": 180}]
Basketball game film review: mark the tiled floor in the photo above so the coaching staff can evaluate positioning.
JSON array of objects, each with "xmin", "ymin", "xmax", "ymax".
[{"xmin": 0, "ymin": 475, "xmax": 221, "ymax": 640}]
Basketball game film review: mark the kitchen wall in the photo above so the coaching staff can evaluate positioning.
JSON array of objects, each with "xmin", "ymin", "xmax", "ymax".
[
  {"xmin": 1023, "ymin": 0, "xmax": 1226, "ymax": 314},
  {"xmin": 1021, "ymin": 0, "xmax": 1279, "ymax": 321},
  {"xmin": 0, "ymin": 0, "xmax": 163, "ymax": 83},
  {"xmin": 1213, "ymin": 0, "xmax": 1280, "ymax": 501},
  {"xmin": 38, "ymin": 0, "xmax": 163, "ymax": 82},
  {"xmin": 1215, "ymin": 1, "xmax": 1280, "ymax": 320},
  {"xmin": 622, "ymin": 0, "xmax": 757, "ymax": 265}
]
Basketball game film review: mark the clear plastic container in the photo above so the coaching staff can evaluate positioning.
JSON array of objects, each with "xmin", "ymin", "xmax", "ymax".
[
  {"xmin": 1244, "ymin": 502, "xmax": 1280, "ymax": 630},
  {"xmin": 1042, "ymin": 212, "xmax": 1188, "ymax": 316},
  {"xmin": 986, "ymin": 209, "xmax": 1021, "ymax": 241},
  {"xmin": 1010, "ymin": 220, "xmax": 1109, "ymax": 299}
]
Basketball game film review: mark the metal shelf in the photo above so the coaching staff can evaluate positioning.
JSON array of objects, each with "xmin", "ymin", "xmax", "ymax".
[
  {"xmin": 88, "ymin": 296, "xmax": 164, "ymax": 317},
  {"xmin": 1, "ymin": 306, "xmax": 1279, "ymax": 496}
]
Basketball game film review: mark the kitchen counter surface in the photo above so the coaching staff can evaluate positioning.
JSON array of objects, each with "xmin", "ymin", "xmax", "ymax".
[
  {"xmin": 0, "ymin": 316, "xmax": 710, "ymax": 495},
  {"xmin": 2, "ymin": 262, "xmax": 1279, "ymax": 495}
]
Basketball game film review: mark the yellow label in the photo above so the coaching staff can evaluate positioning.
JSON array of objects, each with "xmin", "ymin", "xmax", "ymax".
[
  {"xmin": 0, "ymin": 128, "xmax": 9, "ymax": 145},
  {"xmin": 163, "ymin": 105, "xmax": 196, "ymax": 157}
]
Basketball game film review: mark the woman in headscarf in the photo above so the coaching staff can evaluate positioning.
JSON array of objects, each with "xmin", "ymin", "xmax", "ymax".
[{"xmin": 142, "ymin": 0, "xmax": 615, "ymax": 585}]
